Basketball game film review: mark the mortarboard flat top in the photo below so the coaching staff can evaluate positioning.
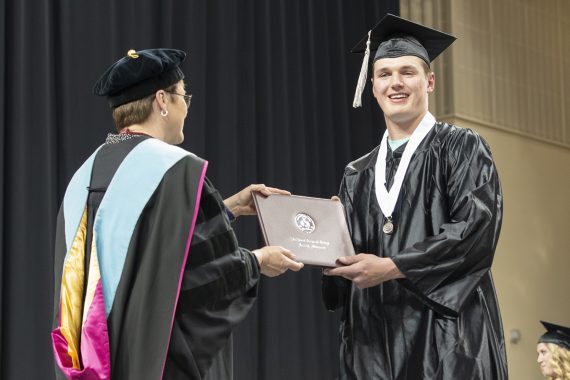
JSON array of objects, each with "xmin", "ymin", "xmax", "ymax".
[
  {"xmin": 93, "ymin": 48, "xmax": 186, "ymax": 108},
  {"xmin": 351, "ymin": 13, "xmax": 456, "ymax": 64},
  {"xmin": 538, "ymin": 321, "xmax": 570, "ymax": 350}
]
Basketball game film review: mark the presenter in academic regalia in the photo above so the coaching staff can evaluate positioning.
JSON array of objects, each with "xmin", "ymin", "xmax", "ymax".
[
  {"xmin": 51, "ymin": 48, "xmax": 303, "ymax": 380},
  {"xmin": 323, "ymin": 14, "xmax": 508, "ymax": 379}
]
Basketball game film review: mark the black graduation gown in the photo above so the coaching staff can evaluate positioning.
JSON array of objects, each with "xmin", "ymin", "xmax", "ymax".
[
  {"xmin": 323, "ymin": 122, "xmax": 508, "ymax": 380},
  {"xmin": 53, "ymin": 136, "xmax": 259, "ymax": 380}
]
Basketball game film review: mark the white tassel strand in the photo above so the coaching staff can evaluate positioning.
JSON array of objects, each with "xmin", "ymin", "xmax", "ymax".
[{"xmin": 352, "ymin": 31, "xmax": 371, "ymax": 108}]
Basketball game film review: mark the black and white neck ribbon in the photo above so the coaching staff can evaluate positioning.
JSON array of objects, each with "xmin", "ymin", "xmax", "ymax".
[{"xmin": 375, "ymin": 112, "xmax": 436, "ymax": 221}]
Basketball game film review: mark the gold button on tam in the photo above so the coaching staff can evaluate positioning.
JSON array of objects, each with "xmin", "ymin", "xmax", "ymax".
[{"xmin": 127, "ymin": 49, "xmax": 139, "ymax": 58}]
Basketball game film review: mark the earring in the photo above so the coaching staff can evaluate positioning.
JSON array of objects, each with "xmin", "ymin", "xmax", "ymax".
[{"xmin": 160, "ymin": 109, "xmax": 168, "ymax": 117}]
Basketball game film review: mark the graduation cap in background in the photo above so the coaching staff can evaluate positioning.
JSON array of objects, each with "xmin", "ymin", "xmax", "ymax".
[
  {"xmin": 351, "ymin": 13, "xmax": 456, "ymax": 108},
  {"xmin": 93, "ymin": 48, "xmax": 186, "ymax": 108},
  {"xmin": 538, "ymin": 321, "xmax": 570, "ymax": 350}
]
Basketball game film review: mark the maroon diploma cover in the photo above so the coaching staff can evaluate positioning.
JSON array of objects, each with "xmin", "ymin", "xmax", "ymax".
[{"xmin": 252, "ymin": 193, "xmax": 355, "ymax": 267}]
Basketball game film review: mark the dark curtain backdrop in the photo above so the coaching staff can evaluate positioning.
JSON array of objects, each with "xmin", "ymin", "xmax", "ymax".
[{"xmin": 0, "ymin": 1, "xmax": 398, "ymax": 379}]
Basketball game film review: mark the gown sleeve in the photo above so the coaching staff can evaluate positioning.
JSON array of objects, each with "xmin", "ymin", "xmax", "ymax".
[
  {"xmin": 391, "ymin": 129, "xmax": 503, "ymax": 317},
  {"xmin": 166, "ymin": 177, "xmax": 260, "ymax": 377}
]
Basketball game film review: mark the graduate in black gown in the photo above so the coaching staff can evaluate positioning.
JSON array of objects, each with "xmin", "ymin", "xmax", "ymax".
[
  {"xmin": 537, "ymin": 321, "xmax": 570, "ymax": 379},
  {"xmin": 323, "ymin": 15, "xmax": 508, "ymax": 379},
  {"xmin": 51, "ymin": 48, "xmax": 303, "ymax": 380}
]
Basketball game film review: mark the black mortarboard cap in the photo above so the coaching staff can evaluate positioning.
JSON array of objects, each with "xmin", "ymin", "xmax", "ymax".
[
  {"xmin": 93, "ymin": 48, "xmax": 186, "ymax": 108},
  {"xmin": 351, "ymin": 14, "xmax": 456, "ymax": 108},
  {"xmin": 351, "ymin": 13, "xmax": 456, "ymax": 64},
  {"xmin": 538, "ymin": 321, "xmax": 570, "ymax": 350}
]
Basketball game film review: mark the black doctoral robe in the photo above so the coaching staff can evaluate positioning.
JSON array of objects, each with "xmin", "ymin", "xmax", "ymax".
[
  {"xmin": 323, "ymin": 122, "xmax": 508, "ymax": 379},
  {"xmin": 53, "ymin": 135, "xmax": 259, "ymax": 380}
]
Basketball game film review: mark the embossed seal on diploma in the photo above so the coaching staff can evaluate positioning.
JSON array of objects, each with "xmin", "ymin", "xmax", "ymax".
[{"xmin": 295, "ymin": 213, "xmax": 315, "ymax": 233}]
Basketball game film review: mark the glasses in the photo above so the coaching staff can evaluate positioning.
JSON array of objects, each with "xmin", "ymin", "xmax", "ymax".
[{"xmin": 166, "ymin": 91, "xmax": 192, "ymax": 108}]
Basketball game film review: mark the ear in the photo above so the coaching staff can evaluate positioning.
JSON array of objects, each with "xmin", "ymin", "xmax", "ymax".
[
  {"xmin": 154, "ymin": 89, "xmax": 169, "ymax": 112},
  {"xmin": 426, "ymin": 72, "xmax": 436, "ymax": 93},
  {"xmin": 371, "ymin": 77, "xmax": 379, "ymax": 98}
]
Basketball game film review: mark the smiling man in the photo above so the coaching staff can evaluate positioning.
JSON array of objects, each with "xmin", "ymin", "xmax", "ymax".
[{"xmin": 323, "ymin": 15, "xmax": 508, "ymax": 379}]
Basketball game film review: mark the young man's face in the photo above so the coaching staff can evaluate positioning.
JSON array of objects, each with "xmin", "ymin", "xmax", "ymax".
[{"xmin": 371, "ymin": 55, "xmax": 435, "ymax": 128}]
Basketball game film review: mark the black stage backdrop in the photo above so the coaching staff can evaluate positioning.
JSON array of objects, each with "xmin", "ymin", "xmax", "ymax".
[{"xmin": 0, "ymin": 1, "xmax": 397, "ymax": 379}]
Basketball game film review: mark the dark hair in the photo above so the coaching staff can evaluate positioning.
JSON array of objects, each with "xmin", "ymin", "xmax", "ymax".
[{"xmin": 112, "ymin": 83, "xmax": 178, "ymax": 131}]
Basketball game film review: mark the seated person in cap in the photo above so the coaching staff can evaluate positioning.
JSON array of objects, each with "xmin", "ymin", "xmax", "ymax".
[
  {"xmin": 323, "ymin": 14, "xmax": 507, "ymax": 379},
  {"xmin": 51, "ymin": 48, "xmax": 303, "ymax": 380},
  {"xmin": 537, "ymin": 321, "xmax": 570, "ymax": 380}
]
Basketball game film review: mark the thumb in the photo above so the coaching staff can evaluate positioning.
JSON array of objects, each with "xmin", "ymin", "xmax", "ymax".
[
  {"xmin": 286, "ymin": 259, "xmax": 304, "ymax": 272},
  {"xmin": 337, "ymin": 255, "xmax": 359, "ymax": 265}
]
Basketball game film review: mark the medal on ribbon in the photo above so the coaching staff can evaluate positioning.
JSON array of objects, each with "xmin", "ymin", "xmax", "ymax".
[{"xmin": 375, "ymin": 112, "xmax": 436, "ymax": 235}]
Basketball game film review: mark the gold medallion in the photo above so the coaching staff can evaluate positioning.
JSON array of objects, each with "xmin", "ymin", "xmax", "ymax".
[{"xmin": 382, "ymin": 219, "xmax": 394, "ymax": 234}]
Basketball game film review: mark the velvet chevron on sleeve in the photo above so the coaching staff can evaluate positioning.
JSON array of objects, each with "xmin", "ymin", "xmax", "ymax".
[{"xmin": 164, "ymin": 178, "xmax": 260, "ymax": 380}]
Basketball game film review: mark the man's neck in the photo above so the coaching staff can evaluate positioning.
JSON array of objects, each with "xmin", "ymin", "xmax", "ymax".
[{"xmin": 384, "ymin": 111, "xmax": 428, "ymax": 140}]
